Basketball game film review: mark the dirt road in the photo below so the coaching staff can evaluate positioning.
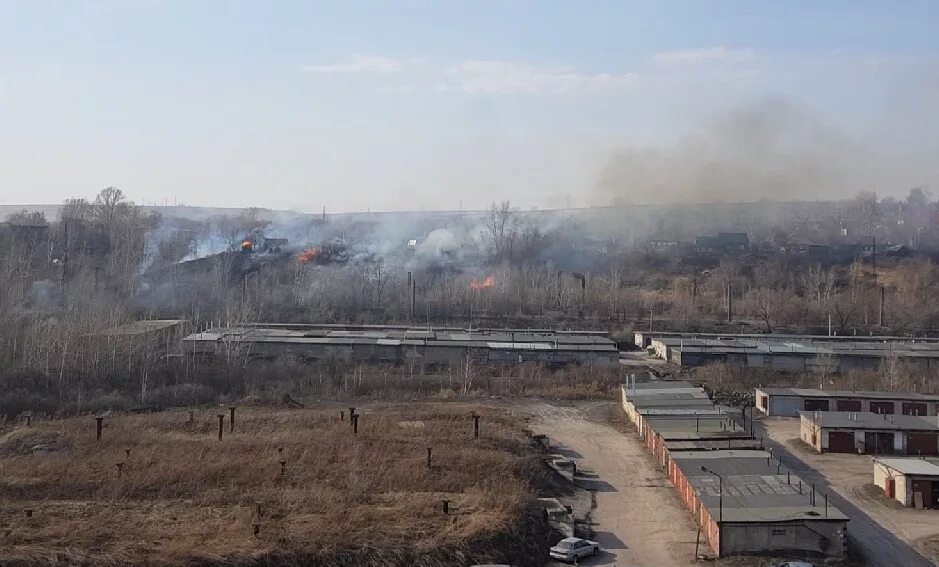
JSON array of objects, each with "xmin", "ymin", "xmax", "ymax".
[{"xmin": 531, "ymin": 401, "xmax": 699, "ymax": 566}]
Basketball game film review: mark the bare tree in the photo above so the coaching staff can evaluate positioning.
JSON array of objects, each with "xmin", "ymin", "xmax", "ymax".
[
  {"xmin": 850, "ymin": 190, "xmax": 881, "ymax": 236},
  {"xmin": 483, "ymin": 201, "xmax": 520, "ymax": 263},
  {"xmin": 803, "ymin": 264, "xmax": 835, "ymax": 303}
]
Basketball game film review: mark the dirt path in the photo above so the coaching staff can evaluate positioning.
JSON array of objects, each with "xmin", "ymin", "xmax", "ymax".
[{"xmin": 530, "ymin": 401, "xmax": 699, "ymax": 566}]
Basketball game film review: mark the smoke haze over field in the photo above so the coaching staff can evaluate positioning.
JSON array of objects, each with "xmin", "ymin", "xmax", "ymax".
[
  {"xmin": 596, "ymin": 100, "xmax": 873, "ymax": 205},
  {"xmin": 5, "ymin": 4, "xmax": 939, "ymax": 211}
]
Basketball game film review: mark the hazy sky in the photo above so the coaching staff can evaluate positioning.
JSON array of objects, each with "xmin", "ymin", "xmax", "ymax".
[{"xmin": 2, "ymin": 1, "xmax": 939, "ymax": 212}]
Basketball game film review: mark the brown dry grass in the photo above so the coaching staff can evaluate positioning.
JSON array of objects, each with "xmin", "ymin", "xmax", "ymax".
[{"xmin": 0, "ymin": 404, "xmax": 550, "ymax": 566}]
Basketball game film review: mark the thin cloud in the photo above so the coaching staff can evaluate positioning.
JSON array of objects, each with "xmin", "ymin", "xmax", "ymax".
[
  {"xmin": 303, "ymin": 55, "xmax": 405, "ymax": 74},
  {"xmin": 442, "ymin": 60, "xmax": 635, "ymax": 95},
  {"xmin": 651, "ymin": 46, "xmax": 756, "ymax": 66}
]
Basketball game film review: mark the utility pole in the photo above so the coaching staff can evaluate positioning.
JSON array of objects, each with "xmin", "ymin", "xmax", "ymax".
[
  {"xmin": 407, "ymin": 272, "xmax": 414, "ymax": 319},
  {"xmin": 701, "ymin": 466, "xmax": 723, "ymax": 557},
  {"xmin": 879, "ymin": 285, "xmax": 886, "ymax": 327},
  {"xmin": 726, "ymin": 286, "xmax": 733, "ymax": 322}
]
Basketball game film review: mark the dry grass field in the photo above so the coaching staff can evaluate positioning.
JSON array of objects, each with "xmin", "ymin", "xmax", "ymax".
[{"xmin": 0, "ymin": 404, "xmax": 553, "ymax": 566}]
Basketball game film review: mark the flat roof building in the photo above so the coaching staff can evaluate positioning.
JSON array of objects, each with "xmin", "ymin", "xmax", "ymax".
[
  {"xmin": 800, "ymin": 411, "xmax": 939, "ymax": 456},
  {"xmin": 183, "ymin": 325, "xmax": 618, "ymax": 367},
  {"xmin": 637, "ymin": 331, "xmax": 939, "ymax": 373},
  {"xmin": 668, "ymin": 450, "xmax": 848, "ymax": 558},
  {"xmin": 873, "ymin": 457, "xmax": 939, "ymax": 509},
  {"xmin": 621, "ymin": 382, "xmax": 848, "ymax": 559},
  {"xmin": 756, "ymin": 387, "xmax": 939, "ymax": 418}
]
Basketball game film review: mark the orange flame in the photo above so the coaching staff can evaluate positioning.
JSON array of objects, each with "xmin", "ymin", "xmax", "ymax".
[
  {"xmin": 297, "ymin": 247, "xmax": 319, "ymax": 264},
  {"xmin": 241, "ymin": 240, "xmax": 253, "ymax": 251},
  {"xmin": 470, "ymin": 275, "xmax": 495, "ymax": 289}
]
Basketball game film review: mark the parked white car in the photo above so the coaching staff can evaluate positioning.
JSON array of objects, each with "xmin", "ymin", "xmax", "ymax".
[
  {"xmin": 772, "ymin": 562, "xmax": 814, "ymax": 567},
  {"xmin": 549, "ymin": 537, "xmax": 600, "ymax": 562}
]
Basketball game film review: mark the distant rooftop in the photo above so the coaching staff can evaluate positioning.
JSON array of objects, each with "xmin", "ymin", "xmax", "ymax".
[
  {"xmin": 643, "ymin": 415, "xmax": 748, "ymax": 440},
  {"xmin": 800, "ymin": 411, "xmax": 939, "ymax": 431},
  {"xmin": 873, "ymin": 457, "xmax": 939, "ymax": 476},
  {"xmin": 183, "ymin": 325, "xmax": 617, "ymax": 352},
  {"xmin": 758, "ymin": 387, "xmax": 939, "ymax": 402},
  {"xmin": 98, "ymin": 319, "xmax": 187, "ymax": 337}
]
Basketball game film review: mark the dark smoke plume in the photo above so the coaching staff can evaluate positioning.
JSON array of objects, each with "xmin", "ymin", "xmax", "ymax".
[{"xmin": 597, "ymin": 99, "xmax": 871, "ymax": 204}]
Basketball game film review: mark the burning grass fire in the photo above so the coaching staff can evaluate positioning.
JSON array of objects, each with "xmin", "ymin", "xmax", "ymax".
[
  {"xmin": 0, "ymin": 404, "xmax": 552, "ymax": 566},
  {"xmin": 296, "ymin": 247, "xmax": 319, "ymax": 264},
  {"xmin": 470, "ymin": 275, "xmax": 495, "ymax": 290}
]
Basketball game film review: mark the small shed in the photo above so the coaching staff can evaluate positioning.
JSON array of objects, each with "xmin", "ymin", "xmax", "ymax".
[{"xmin": 873, "ymin": 457, "xmax": 939, "ymax": 509}]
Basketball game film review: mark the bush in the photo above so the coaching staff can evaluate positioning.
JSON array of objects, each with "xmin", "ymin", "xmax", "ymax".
[{"xmin": 146, "ymin": 383, "xmax": 217, "ymax": 408}]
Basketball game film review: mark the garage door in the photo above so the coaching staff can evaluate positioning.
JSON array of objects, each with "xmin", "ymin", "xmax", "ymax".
[
  {"xmin": 805, "ymin": 399, "xmax": 830, "ymax": 411},
  {"xmin": 865, "ymin": 432, "xmax": 896, "ymax": 454},
  {"xmin": 828, "ymin": 431, "xmax": 855, "ymax": 453},
  {"xmin": 836, "ymin": 399, "xmax": 862, "ymax": 411},
  {"xmin": 907, "ymin": 433, "xmax": 939, "ymax": 456},
  {"xmin": 902, "ymin": 402, "xmax": 928, "ymax": 416}
]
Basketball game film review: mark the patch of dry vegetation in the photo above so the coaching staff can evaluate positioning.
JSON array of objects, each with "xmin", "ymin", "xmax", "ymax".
[{"xmin": 0, "ymin": 405, "xmax": 552, "ymax": 566}]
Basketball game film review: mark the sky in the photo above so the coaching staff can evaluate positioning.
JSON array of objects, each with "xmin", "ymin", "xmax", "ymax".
[{"xmin": 1, "ymin": 1, "xmax": 939, "ymax": 212}]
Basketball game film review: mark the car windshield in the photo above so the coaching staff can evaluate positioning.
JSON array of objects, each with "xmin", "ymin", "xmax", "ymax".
[{"xmin": 557, "ymin": 541, "xmax": 575, "ymax": 549}]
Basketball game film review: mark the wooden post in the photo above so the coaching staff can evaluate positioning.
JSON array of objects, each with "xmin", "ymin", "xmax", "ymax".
[
  {"xmin": 426, "ymin": 447, "xmax": 432, "ymax": 468},
  {"xmin": 442, "ymin": 499, "xmax": 450, "ymax": 515},
  {"xmin": 24, "ymin": 509, "xmax": 33, "ymax": 518},
  {"xmin": 352, "ymin": 414, "xmax": 359, "ymax": 435},
  {"xmin": 217, "ymin": 414, "xmax": 224, "ymax": 441},
  {"xmin": 124, "ymin": 448, "xmax": 131, "ymax": 459},
  {"xmin": 473, "ymin": 414, "xmax": 480, "ymax": 438},
  {"xmin": 188, "ymin": 410, "xmax": 194, "ymax": 424},
  {"xmin": 116, "ymin": 462, "xmax": 124, "ymax": 477},
  {"xmin": 95, "ymin": 417, "xmax": 104, "ymax": 441},
  {"xmin": 229, "ymin": 406, "xmax": 236, "ymax": 432},
  {"xmin": 279, "ymin": 460, "xmax": 287, "ymax": 476},
  {"xmin": 694, "ymin": 527, "xmax": 701, "ymax": 559},
  {"xmin": 25, "ymin": 413, "xmax": 31, "ymax": 427},
  {"xmin": 340, "ymin": 410, "xmax": 344, "ymax": 422}
]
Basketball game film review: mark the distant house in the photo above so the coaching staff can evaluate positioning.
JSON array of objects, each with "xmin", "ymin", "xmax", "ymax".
[
  {"xmin": 853, "ymin": 236, "xmax": 876, "ymax": 258},
  {"xmin": 650, "ymin": 239, "xmax": 681, "ymax": 252},
  {"xmin": 694, "ymin": 232, "xmax": 749, "ymax": 254}
]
